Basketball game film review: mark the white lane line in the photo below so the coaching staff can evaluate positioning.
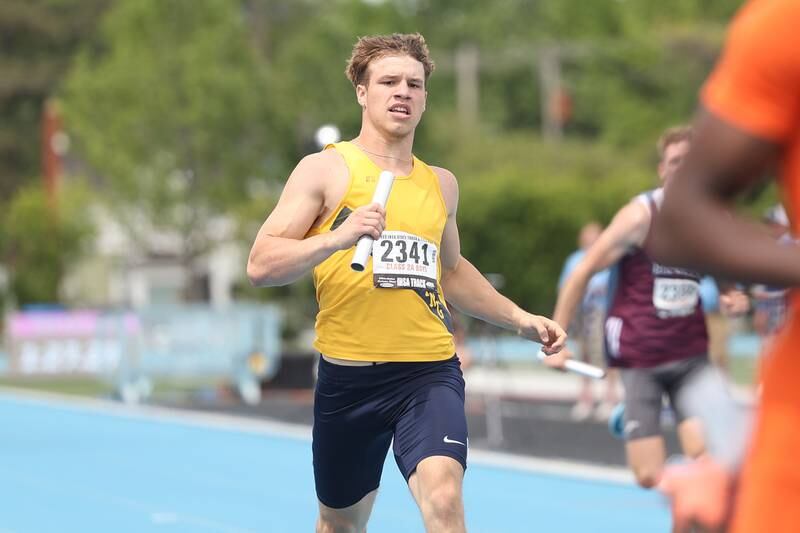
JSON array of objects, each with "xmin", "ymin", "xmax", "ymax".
[
  {"xmin": 469, "ymin": 449, "xmax": 633, "ymax": 484},
  {"xmin": 0, "ymin": 386, "xmax": 632, "ymax": 484},
  {"xmin": 0, "ymin": 386, "xmax": 311, "ymax": 440}
]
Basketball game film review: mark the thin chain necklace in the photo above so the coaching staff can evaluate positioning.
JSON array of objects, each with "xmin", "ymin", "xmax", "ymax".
[{"xmin": 352, "ymin": 140, "xmax": 413, "ymax": 164}]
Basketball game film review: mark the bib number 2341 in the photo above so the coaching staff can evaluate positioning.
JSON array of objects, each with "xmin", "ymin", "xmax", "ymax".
[{"xmin": 372, "ymin": 231, "xmax": 438, "ymax": 290}]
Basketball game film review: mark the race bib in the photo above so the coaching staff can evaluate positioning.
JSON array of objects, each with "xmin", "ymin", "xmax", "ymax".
[
  {"xmin": 372, "ymin": 231, "xmax": 438, "ymax": 290},
  {"xmin": 653, "ymin": 277, "xmax": 699, "ymax": 318}
]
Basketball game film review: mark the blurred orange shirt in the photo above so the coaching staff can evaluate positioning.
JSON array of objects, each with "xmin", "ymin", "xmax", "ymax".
[{"xmin": 701, "ymin": 1, "xmax": 800, "ymax": 531}]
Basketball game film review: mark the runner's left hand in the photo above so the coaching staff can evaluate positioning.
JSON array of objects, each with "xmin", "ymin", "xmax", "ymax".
[{"xmin": 514, "ymin": 311, "xmax": 567, "ymax": 355}]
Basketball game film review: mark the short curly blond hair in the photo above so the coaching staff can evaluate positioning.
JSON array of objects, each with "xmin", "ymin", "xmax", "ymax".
[
  {"xmin": 657, "ymin": 126, "xmax": 692, "ymax": 158},
  {"xmin": 345, "ymin": 33, "xmax": 435, "ymax": 88}
]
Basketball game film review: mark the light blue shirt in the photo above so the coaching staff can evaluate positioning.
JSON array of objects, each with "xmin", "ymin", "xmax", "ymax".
[
  {"xmin": 558, "ymin": 250, "xmax": 610, "ymax": 312},
  {"xmin": 699, "ymin": 276, "xmax": 720, "ymax": 314}
]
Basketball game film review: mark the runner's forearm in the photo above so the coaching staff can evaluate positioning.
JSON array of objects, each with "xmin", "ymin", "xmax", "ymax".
[
  {"xmin": 441, "ymin": 256, "xmax": 524, "ymax": 331},
  {"xmin": 247, "ymin": 233, "xmax": 339, "ymax": 287},
  {"xmin": 654, "ymin": 187, "xmax": 800, "ymax": 286}
]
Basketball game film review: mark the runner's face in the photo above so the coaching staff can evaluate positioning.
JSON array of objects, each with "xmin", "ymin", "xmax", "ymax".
[
  {"xmin": 356, "ymin": 54, "xmax": 427, "ymax": 138},
  {"xmin": 658, "ymin": 140, "xmax": 690, "ymax": 184}
]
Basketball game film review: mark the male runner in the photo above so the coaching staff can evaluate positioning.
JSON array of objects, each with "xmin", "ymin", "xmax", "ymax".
[
  {"xmin": 247, "ymin": 33, "xmax": 565, "ymax": 533},
  {"xmin": 546, "ymin": 126, "xmax": 744, "ymax": 489},
  {"xmin": 649, "ymin": 1, "xmax": 800, "ymax": 531}
]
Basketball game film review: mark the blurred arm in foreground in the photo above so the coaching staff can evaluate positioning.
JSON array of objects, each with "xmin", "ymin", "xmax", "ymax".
[{"xmin": 648, "ymin": 2, "xmax": 800, "ymax": 532}]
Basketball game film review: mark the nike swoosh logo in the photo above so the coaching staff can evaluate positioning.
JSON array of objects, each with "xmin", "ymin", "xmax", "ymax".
[
  {"xmin": 443, "ymin": 435, "xmax": 466, "ymax": 446},
  {"xmin": 624, "ymin": 421, "xmax": 640, "ymax": 436}
]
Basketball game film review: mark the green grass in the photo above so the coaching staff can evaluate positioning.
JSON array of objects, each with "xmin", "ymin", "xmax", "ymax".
[
  {"xmin": 0, "ymin": 375, "xmax": 227, "ymax": 401},
  {"xmin": 0, "ymin": 377, "xmax": 114, "ymax": 397}
]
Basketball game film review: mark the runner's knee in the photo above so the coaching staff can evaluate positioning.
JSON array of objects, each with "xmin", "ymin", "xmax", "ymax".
[
  {"xmin": 316, "ymin": 511, "xmax": 365, "ymax": 533},
  {"xmin": 422, "ymin": 481, "xmax": 462, "ymax": 520},
  {"xmin": 632, "ymin": 465, "xmax": 661, "ymax": 489}
]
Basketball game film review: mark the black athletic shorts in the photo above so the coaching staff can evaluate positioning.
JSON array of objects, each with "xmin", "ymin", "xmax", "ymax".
[{"xmin": 312, "ymin": 355, "xmax": 467, "ymax": 509}]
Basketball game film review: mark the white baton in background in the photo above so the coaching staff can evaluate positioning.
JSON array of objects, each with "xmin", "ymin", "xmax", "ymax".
[
  {"xmin": 351, "ymin": 170, "xmax": 395, "ymax": 271},
  {"xmin": 536, "ymin": 349, "xmax": 606, "ymax": 379}
]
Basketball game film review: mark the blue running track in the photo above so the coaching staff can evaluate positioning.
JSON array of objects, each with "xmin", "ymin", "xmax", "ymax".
[{"xmin": 0, "ymin": 391, "xmax": 669, "ymax": 532}]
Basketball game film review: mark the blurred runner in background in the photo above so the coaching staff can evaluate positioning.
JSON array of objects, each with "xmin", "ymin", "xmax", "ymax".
[{"xmin": 547, "ymin": 126, "xmax": 747, "ymax": 491}]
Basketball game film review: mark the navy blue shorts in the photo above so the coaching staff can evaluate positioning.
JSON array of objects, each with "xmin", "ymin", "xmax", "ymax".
[{"xmin": 312, "ymin": 355, "xmax": 468, "ymax": 509}]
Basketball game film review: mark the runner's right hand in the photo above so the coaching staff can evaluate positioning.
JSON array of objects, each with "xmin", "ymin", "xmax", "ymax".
[
  {"xmin": 720, "ymin": 289, "xmax": 750, "ymax": 316},
  {"xmin": 658, "ymin": 455, "xmax": 734, "ymax": 533},
  {"xmin": 330, "ymin": 203, "xmax": 386, "ymax": 250}
]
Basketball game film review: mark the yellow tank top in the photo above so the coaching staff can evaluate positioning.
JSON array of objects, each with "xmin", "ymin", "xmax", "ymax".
[{"xmin": 306, "ymin": 141, "xmax": 455, "ymax": 361}]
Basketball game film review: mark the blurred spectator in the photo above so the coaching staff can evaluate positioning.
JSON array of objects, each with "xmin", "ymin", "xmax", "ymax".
[
  {"xmin": 701, "ymin": 277, "xmax": 750, "ymax": 375},
  {"xmin": 751, "ymin": 205, "xmax": 792, "ymax": 349},
  {"xmin": 558, "ymin": 222, "xmax": 619, "ymax": 420},
  {"xmin": 700, "ymin": 276, "xmax": 729, "ymax": 372}
]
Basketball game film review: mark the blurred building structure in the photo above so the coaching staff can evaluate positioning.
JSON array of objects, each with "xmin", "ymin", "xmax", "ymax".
[{"xmin": 61, "ymin": 204, "xmax": 245, "ymax": 309}]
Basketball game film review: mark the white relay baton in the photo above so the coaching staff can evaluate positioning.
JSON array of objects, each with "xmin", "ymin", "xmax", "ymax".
[
  {"xmin": 536, "ymin": 349, "xmax": 606, "ymax": 380},
  {"xmin": 351, "ymin": 170, "xmax": 395, "ymax": 271}
]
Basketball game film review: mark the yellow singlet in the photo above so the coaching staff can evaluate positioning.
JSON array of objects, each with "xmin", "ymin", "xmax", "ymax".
[{"xmin": 306, "ymin": 141, "xmax": 455, "ymax": 362}]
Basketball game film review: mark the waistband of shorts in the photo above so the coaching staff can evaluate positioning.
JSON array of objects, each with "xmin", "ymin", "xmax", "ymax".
[
  {"xmin": 317, "ymin": 354, "xmax": 462, "ymax": 388},
  {"xmin": 321, "ymin": 355, "xmax": 387, "ymax": 367}
]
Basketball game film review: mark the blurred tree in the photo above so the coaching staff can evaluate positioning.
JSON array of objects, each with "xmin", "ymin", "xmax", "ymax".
[
  {"xmin": 2, "ymin": 181, "xmax": 95, "ymax": 306},
  {"xmin": 231, "ymin": 0, "xmax": 741, "ymax": 175},
  {"xmin": 0, "ymin": 0, "xmax": 110, "ymax": 202},
  {"xmin": 230, "ymin": 0, "xmax": 742, "ymax": 312},
  {"xmin": 453, "ymin": 132, "xmax": 651, "ymax": 312},
  {"xmin": 61, "ymin": 0, "xmax": 274, "ymax": 298},
  {"xmin": 51, "ymin": 0, "xmax": 745, "ymax": 311}
]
